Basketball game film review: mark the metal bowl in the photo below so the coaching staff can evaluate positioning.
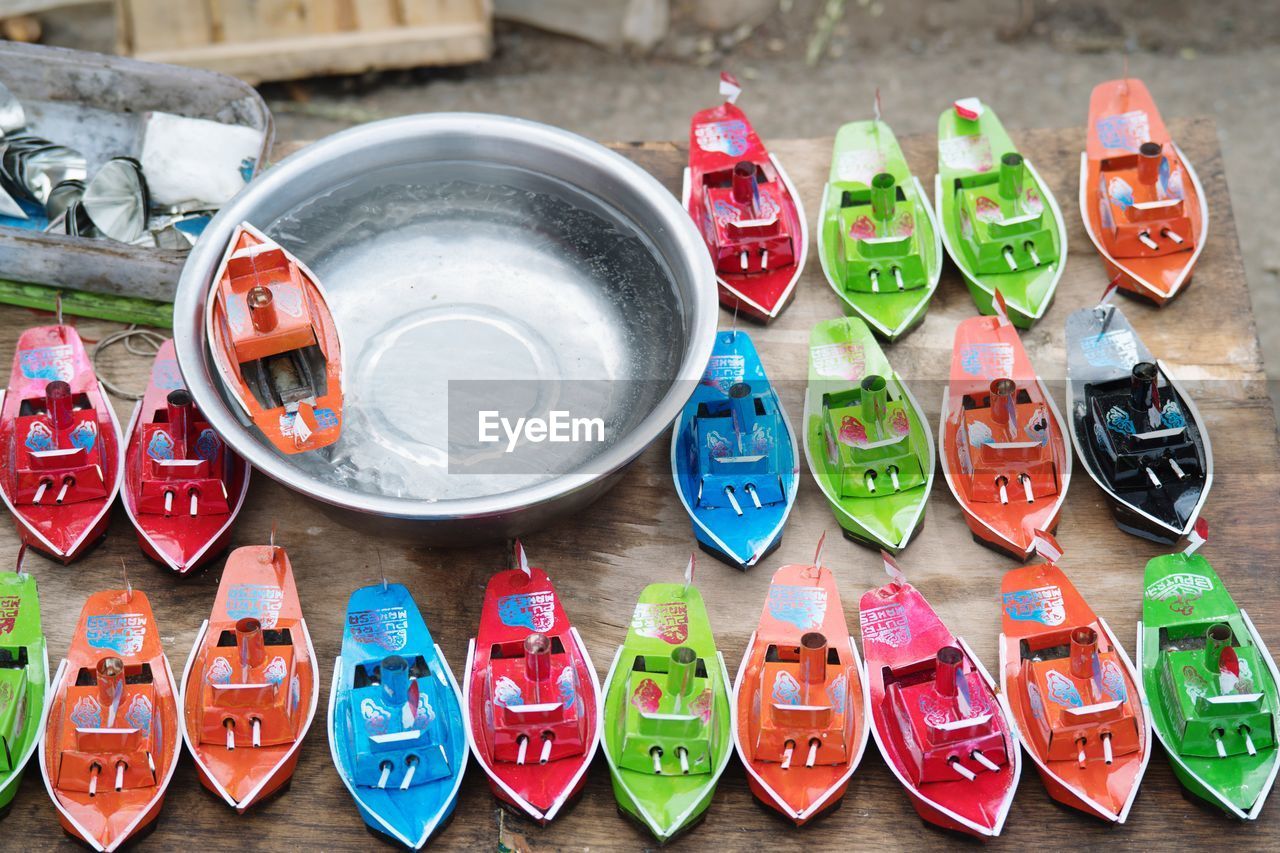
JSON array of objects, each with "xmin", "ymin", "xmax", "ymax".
[{"xmin": 173, "ymin": 113, "xmax": 716, "ymax": 542}]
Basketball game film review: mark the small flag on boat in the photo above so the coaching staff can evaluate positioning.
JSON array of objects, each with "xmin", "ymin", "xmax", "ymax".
[
  {"xmin": 1183, "ymin": 518, "xmax": 1208, "ymax": 556},
  {"xmin": 515, "ymin": 539, "xmax": 530, "ymax": 577},
  {"xmin": 812, "ymin": 531, "xmax": 827, "ymax": 572},
  {"xmin": 993, "ymin": 288, "xmax": 1012, "ymax": 327},
  {"xmin": 881, "ymin": 550, "xmax": 906, "ymax": 588},
  {"xmin": 719, "ymin": 71, "xmax": 742, "ymax": 104},
  {"xmin": 954, "ymin": 97, "xmax": 984, "ymax": 121},
  {"xmin": 954, "ymin": 662, "xmax": 974, "ymax": 717},
  {"xmin": 1219, "ymin": 644, "xmax": 1240, "ymax": 694},
  {"xmin": 404, "ymin": 678, "xmax": 420, "ymax": 729},
  {"xmin": 1099, "ymin": 273, "xmax": 1122, "ymax": 307},
  {"xmin": 1032, "ymin": 529, "xmax": 1063, "ymax": 564},
  {"xmin": 683, "ymin": 552, "xmax": 696, "ymax": 595}
]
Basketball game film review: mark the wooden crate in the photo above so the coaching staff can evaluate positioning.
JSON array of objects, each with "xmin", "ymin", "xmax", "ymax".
[{"xmin": 115, "ymin": 0, "xmax": 491, "ymax": 83}]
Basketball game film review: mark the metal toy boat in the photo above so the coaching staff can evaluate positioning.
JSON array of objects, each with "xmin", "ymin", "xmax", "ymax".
[
  {"xmin": 122, "ymin": 340, "xmax": 251, "ymax": 575},
  {"xmin": 998, "ymin": 533, "xmax": 1150, "ymax": 822},
  {"xmin": 462, "ymin": 543, "xmax": 601, "ymax": 824},
  {"xmin": 818, "ymin": 113, "xmax": 942, "ymax": 340},
  {"xmin": 732, "ymin": 536, "xmax": 870, "ymax": 823},
  {"xmin": 179, "ymin": 543, "xmax": 318, "ymax": 812},
  {"xmin": 1081, "ymin": 78, "xmax": 1208, "ymax": 305},
  {"xmin": 1066, "ymin": 302, "xmax": 1211, "ymax": 543},
  {"xmin": 939, "ymin": 300, "xmax": 1070, "ymax": 559},
  {"xmin": 601, "ymin": 558, "xmax": 732, "ymax": 843},
  {"xmin": 327, "ymin": 581, "xmax": 467, "ymax": 848},
  {"xmin": 683, "ymin": 73, "xmax": 807, "ymax": 323},
  {"xmin": 936, "ymin": 98, "xmax": 1067, "ymax": 327},
  {"xmin": 803, "ymin": 317, "xmax": 933, "ymax": 553},
  {"xmin": 40, "ymin": 587, "xmax": 181, "ymax": 852},
  {"xmin": 671, "ymin": 329, "xmax": 798, "ymax": 569},
  {"xmin": 1138, "ymin": 530, "xmax": 1279, "ymax": 819},
  {"xmin": 206, "ymin": 221, "xmax": 343, "ymax": 454},
  {"xmin": 0, "ymin": 551, "xmax": 49, "ymax": 817},
  {"xmin": 859, "ymin": 557, "xmax": 1019, "ymax": 838},
  {"xmin": 0, "ymin": 321, "xmax": 123, "ymax": 563}
]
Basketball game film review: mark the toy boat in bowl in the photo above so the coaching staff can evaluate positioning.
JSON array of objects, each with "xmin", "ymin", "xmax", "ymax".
[
  {"xmin": 684, "ymin": 74, "xmax": 806, "ymax": 323},
  {"xmin": 802, "ymin": 317, "xmax": 933, "ymax": 553},
  {"xmin": 672, "ymin": 329, "xmax": 797, "ymax": 569},
  {"xmin": 1081, "ymin": 78, "xmax": 1207, "ymax": 305},
  {"xmin": 206, "ymin": 222, "xmax": 343, "ymax": 454},
  {"xmin": 179, "ymin": 543, "xmax": 318, "ymax": 812},
  {"xmin": 936, "ymin": 98, "xmax": 1066, "ymax": 327},
  {"xmin": 328, "ymin": 581, "xmax": 467, "ymax": 848},
  {"xmin": 0, "ymin": 322, "xmax": 123, "ymax": 563},
  {"xmin": 40, "ymin": 587, "xmax": 180, "ymax": 851},
  {"xmin": 122, "ymin": 340, "xmax": 251, "ymax": 575},
  {"xmin": 0, "ymin": 554, "xmax": 49, "ymax": 818},
  {"xmin": 1066, "ymin": 303, "xmax": 1210, "ymax": 544},
  {"xmin": 462, "ymin": 543, "xmax": 600, "ymax": 824},
  {"xmin": 732, "ymin": 536, "xmax": 870, "ymax": 823},
  {"xmin": 939, "ymin": 301, "xmax": 1070, "ymax": 560},
  {"xmin": 818, "ymin": 116, "xmax": 942, "ymax": 340}
]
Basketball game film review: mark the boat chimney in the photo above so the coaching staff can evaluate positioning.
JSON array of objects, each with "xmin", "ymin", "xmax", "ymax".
[
  {"xmin": 731, "ymin": 161, "xmax": 757, "ymax": 207},
  {"xmin": 524, "ymin": 632, "xmax": 553, "ymax": 683},
  {"xmin": 860, "ymin": 375, "xmax": 888, "ymax": 431},
  {"xmin": 1069, "ymin": 626, "xmax": 1099, "ymax": 680},
  {"xmin": 871, "ymin": 172, "xmax": 897, "ymax": 221},
  {"xmin": 247, "ymin": 284, "xmax": 278, "ymax": 333},
  {"xmin": 1137, "ymin": 141, "xmax": 1162, "ymax": 186},
  {"xmin": 798, "ymin": 632, "xmax": 828, "ymax": 687},
  {"xmin": 46, "ymin": 380, "xmax": 74, "ymax": 433},
  {"xmin": 96, "ymin": 656, "xmax": 125, "ymax": 707},
  {"xmin": 667, "ymin": 646, "xmax": 698, "ymax": 698},
  {"xmin": 380, "ymin": 654, "xmax": 411, "ymax": 707},
  {"xmin": 236, "ymin": 617, "xmax": 267, "ymax": 674},
  {"xmin": 1204, "ymin": 623, "xmax": 1232, "ymax": 671},
  {"xmin": 934, "ymin": 646, "xmax": 964, "ymax": 697},
  {"xmin": 999, "ymin": 152, "xmax": 1024, "ymax": 201},
  {"xmin": 729, "ymin": 382, "xmax": 755, "ymax": 439},
  {"xmin": 990, "ymin": 378, "xmax": 1019, "ymax": 440},
  {"xmin": 1129, "ymin": 362, "xmax": 1160, "ymax": 411},
  {"xmin": 166, "ymin": 389, "xmax": 195, "ymax": 457}
]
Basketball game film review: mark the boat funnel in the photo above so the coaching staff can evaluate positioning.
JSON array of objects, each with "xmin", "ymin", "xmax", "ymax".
[
  {"xmin": 247, "ymin": 284, "xmax": 278, "ymax": 333},
  {"xmin": 934, "ymin": 646, "xmax": 964, "ymax": 697},
  {"xmin": 1137, "ymin": 141, "xmax": 1162, "ymax": 186},
  {"xmin": 381, "ymin": 654, "xmax": 411, "ymax": 706},
  {"xmin": 167, "ymin": 389, "xmax": 195, "ymax": 455},
  {"xmin": 1130, "ymin": 362, "xmax": 1160, "ymax": 411},
  {"xmin": 1204, "ymin": 623, "xmax": 1232, "ymax": 672},
  {"xmin": 667, "ymin": 646, "xmax": 698, "ymax": 698},
  {"xmin": 729, "ymin": 382, "xmax": 755, "ymax": 439},
  {"xmin": 860, "ymin": 374, "xmax": 888, "ymax": 431},
  {"xmin": 46, "ymin": 379, "xmax": 73, "ymax": 432},
  {"xmin": 524, "ymin": 632, "xmax": 553, "ymax": 683},
  {"xmin": 732, "ymin": 161, "xmax": 757, "ymax": 207},
  {"xmin": 97, "ymin": 655, "xmax": 125, "ymax": 707},
  {"xmin": 1069, "ymin": 626, "xmax": 1099, "ymax": 680},
  {"xmin": 799, "ymin": 632, "xmax": 828, "ymax": 687},
  {"xmin": 990, "ymin": 378, "xmax": 1019, "ymax": 440},
  {"xmin": 237, "ymin": 617, "xmax": 266, "ymax": 672},
  {"xmin": 871, "ymin": 172, "xmax": 897, "ymax": 221},
  {"xmin": 999, "ymin": 153, "xmax": 1024, "ymax": 200}
]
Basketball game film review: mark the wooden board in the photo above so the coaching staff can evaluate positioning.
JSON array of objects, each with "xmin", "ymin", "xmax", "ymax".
[{"xmin": 3, "ymin": 118, "xmax": 1278, "ymax": 850}]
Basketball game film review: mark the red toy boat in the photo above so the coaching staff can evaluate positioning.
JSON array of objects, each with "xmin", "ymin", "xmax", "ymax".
[
  {"xmin": 683, "ymin": 73, "xmax": 807, "ymax": 323},
  {"xmin": 938, "ymin": 295, "xmax": 1070, "ymax": 560},
  {"xmin": 121, "ymin": 340, "xmax": 251, "ymax": 575},
  {"xmin": 206, "ymin": 222, "xmax": 344, "ymax": 455},
  {"xmin": 462, "ymin": 543, "xmax": 601, "ymax": 824},
  {"xmin": 732, "ymin": 536, "xmax": 870, "ymax": 824},
  {"xmin": 40, "ymin": 587, "xmax": 181, "ymax": 851},
  {"xmin": 0, "ymin": 322, "xmax": 123, "ymax": 563},
  {"xmin": 179, "ymin": 542, "xmax": 319, "ymax": 812},
  {"xmin": 859, "ymin": 557, "xmax": 1020, "ymax": 839}
]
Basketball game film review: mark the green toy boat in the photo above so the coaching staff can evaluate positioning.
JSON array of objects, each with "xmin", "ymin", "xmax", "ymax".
[
  {"xmin": 936, "ymin": 97, "xmax": 1067, "ymax": 327},
  {"xmin": 1138, "ymin": 534, "xmax": 1279, "ymax": 819},
  {"xmin": 601, "ymin": 560, "xmax": 732, "ymax": 843},
  {"xmin": 802, "ymin": 317, "xmax": 934, "ymax": 552},
  {"xmin": 0, "ymin": 556, "xmax": 48, "ymax": 817},
  {"xmin": 817, "ymin": 119, "xmax": 942, "ymax": 340}
]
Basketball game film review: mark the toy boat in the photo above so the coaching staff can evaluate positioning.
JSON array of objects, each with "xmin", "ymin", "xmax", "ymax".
[
  {"xmin": 818, "ymin": 117, "xmax": 942, "ymax": 340},
  {"xmin": 1080, "ymin": 78, "xmax": 1208, "ymax": 305},
  {"xmin": 327, "ymin": 581, "xmax": 467, "ymax": 848},
  {"xmin": 179, "ymin": 543, "xmax": 318, "ymax": 812},
  {"xmin": 683, "ymin": 74, "xmax": 807, "ymax": 323},
  {"xmin": 0, "ymin": 322, "xmax": 123, "ymax": 563},
  {"xmin": 732, "ymin": 536, "xmax": 870, "ymax": 823},
  {"xmin": 671, "ymin": 330, "xmax": 798, "ymax": 569},
  {"xmin": 998, "ymin": 536, "xmax": 1150, "ymax": 822},
  {"xmin": 1066, "ymin": 303, "xmax": 1211, "ymax": 543},
  {"xmin": 859, "ymin": 560, "xmax": 1019, "ymax": 838},
  {"xmin": 206, "ymin": 221, "xmax": 343, "ymax": 454},
  {"xmin": 936, "ymin": 98, "xmax": 1067, "ymax": 327},
  {"xmin": 462, "ymin": 543, "xmax": 601, "ymax": 824},
  {"xmin": 40, "ymin": 587, "xmax": 180, "ymax": 851},
  {"xmin": 602, "ymin": 559, "xmax": 732, "ymax": 842},
  {"xmin": 1138, "ymin": 534, "xmax": 1279, "ymax": 819},
  {"xmin": 803, "ymin": 317, "xmax": 933, "ymax": 553},
  {"xmin": 0, "ymin": 553, "xmax": 49, "ymax": 818},
  {"xmin": 939, "ymin": 303, "xmax": 1070, "ymax": 559},
  {"xmin": 122, "ymin": 340, "xmax": 251, "ymax": 575}
]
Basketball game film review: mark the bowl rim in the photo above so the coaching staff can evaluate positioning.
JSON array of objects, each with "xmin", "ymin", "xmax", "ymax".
[{"xmin": 172, "ymin": 112, "xmax": 718, "ymax": 521}]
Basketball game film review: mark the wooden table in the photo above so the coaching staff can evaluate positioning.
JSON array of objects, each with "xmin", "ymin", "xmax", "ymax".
[{"xmin": 4, "ymin": 118, "xmax": 1278, "ymax": 851}]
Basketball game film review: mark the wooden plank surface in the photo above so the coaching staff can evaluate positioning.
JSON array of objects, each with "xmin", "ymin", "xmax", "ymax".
[{"xmin": 3, "ymin": 118, "xmax": 1278, "ymax": 851}]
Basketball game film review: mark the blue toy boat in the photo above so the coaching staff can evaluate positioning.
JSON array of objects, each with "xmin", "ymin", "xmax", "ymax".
[
  {"xmin": 671, "ymin": 330, "xmax": 798, "ymax": 570},
  {"xmin": 327, "ymin": 582, "xmax": 468, "ymax": 849}
]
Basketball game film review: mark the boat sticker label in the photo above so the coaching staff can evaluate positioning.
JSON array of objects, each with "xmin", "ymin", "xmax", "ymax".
[
  {"xmin": 271, "ymin": 285, "xmax": 305, "ymax": 318},
  {"xmin": 772, "ymin": 670, "xmax": 801, "ymax": 705},
  {"xmin": 1160, "ymin": 399, "xmax": 1185, "ymax": 428},
  {"xmin": 1045, "ymin": 670, "xmax": 1083, "ymax": 708},
  {"xmin": 1079, "ymin": 328, "xmax": 1138, "ymax": 369},
  {"xmin": 264, "ymin": 656, "xmax": 288, "ymax": 684},
  {"xmin": 557, "ymin": 665, "xmax": 577, "ymax": 709},
  {"xmin": 1102, "ymin": 659, "xmax": 1127, "ymax": 701},
  {"xmin": 0, "ymin": 681, "xmax": 11, "ymax": 715},
  {"xmin": 1098, "ymin": 175, "xmax": 1114, "ymax": 229},
  {"xmin": 967, "ymin": 419, "xmax": 993, "ymax": 447},
  {"xmin": 974, "ymin": 196, "xmax": 1001, "ymax": 223},
  {"xmin": 153, "ymin": 359, "xmax": 185, "ymax": 391},
  {"xmin": 860, "ymin": 603, "xmax": 910, "ymax": 648},
  {"xmin": 1023, "ymin": 187, "xmax": 1043, "ymax": 215},
  {"xmin": 493, "ymin": 675, "xmax": 524, "ymax": 708},
  {"xmin": 147, "ymin": 430, "xmax": 175, "ymax": 461},
  {"xmin": 0, "ymin": 595, "xmax": 18, "ymax": 634},
  {"xmin": 24, "ymin": 421, "xmax": 53, "ymax": 452},
  {"xmin": 713, "ymin": 188, "xmax": 780, "ymax": 227},
  {"xmin": 195, "ymin": 428, "xmax": 221, "ymax": 462},
  {"xmin": 767, "ymin": 585, "xmax": 827, "ymax": 630},
  {"xmin": 85, "ymin": 613, "xmax": 147, "ymax": 655},
  {"xmin": 959, "ymin": 342, "xmax": 1014, "ymax": 379},
  {"xmin": 1024, "ymin": 406, "xmax": 1050, "ymax": 444},
  {"xmin": 828, "ymin": 673, "xmax": 848, "ymax": 709},
  {"xmin": 360, "ymin": 693, "xmax": 434, "ymax": 735},
  {"xmin": 835, "ymin": 148, "xmax": 886, "ymax": 184},
  {"xmin": 1145, "ymin": 573, "xmax": 1213, "ymax": 615},
  {"xmin": 705, "ymin": 428, "xmax": 731, "ymax": 458},
  {"xmin": 348, "ymin": 606, "xmax": 409, "ymax": 652},
  {"xmin": 497, "ymin": 591, "xmax": 557, "ymax": 632},
  {"xmin": 838, "ymin": 415, "xmax": 867, "ymax": 447},
  {"xmin": 1002, "ymin": 586, "xmax": 1066, "ymax": 626},
  {"xmin": 19, "ymin": 345, "xmax": 74, "ymax": 382},
  {"xmin": 1027, "ymin": 681, "xmax": 1045, "ymax": 721},
  {"xmin": 1108, "ymin": 176, "xmax": 1133, "ymax": 210},
  {"xmin": 69, "ymin": 419, "xmax": 96, "ymax": 451},
  {"xmin": 749, "ymin": 423, "xmax": 774, "ymax": 455},
  {"xmin": 811, "ymin": 342, "xmax": 865, "ymax": 380},
  {"xmin": 70, "ymin": 695, "xmax": 102, "ymax": 728},
  {"xmin": 891, "ymin": 408, "xmax": 911, "ymax": 436},
  {"xmin": 226, "ymin": 583, "xmax": 285, "ymax": 629},
  {"xmin": 919, "ymin": 675, "xmax": 989, "ymax": 724},
  {"xmin": 124, "ymin": 694, "xmax": 152, "ymax": 734},
  {"xmin": 849, "ymin": 214, "xmax": 877, "ymax": 240},
  {"xmin": 702, "ymin": 353, "xmax": 745, "ymax": 393},
  {"xmin": 226, "ymin": 295, "xmax": 250, "ymax": 335},
  {"xmin": 1096, "ymin": 110, "xmax": 1149, "ymax": 153},
  {"xmin": 939, "ymin": 135, "xmax": 993, "ymax": 173},
  {"xmin": 207, "ymin": 657, "xmax": 233, "ymax": 684},
  {"xmin": 631, "ymin": 677, "xmax": 662, "ymax": 713},
  {"xmin": 631, "ymin": 602, "xmax": 689, "ymax": 645},
  {"xmin": 1105, "ymin": 405, "xmax": 1135, "ymax": 435},
  {"xmin": 695, "ymin": 119, "xmax": 749, "ymax": 156},
  {"xmin": 691, "ymin": 688, "xmax": 713, "ymax": 722},
  {"xmin": 291, "ymin": 674, "xmax": 301, "ymax": 712},
  {"xmin": 956, "ymin": 423, "xmax": 973, "ymax": 475},
  {"xmin": 1158, "ymin": 156, "xmax": 1184, "ymax": 200}
]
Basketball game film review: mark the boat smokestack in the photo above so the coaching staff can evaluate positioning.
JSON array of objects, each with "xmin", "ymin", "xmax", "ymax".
[
  {"xmin": 46, "ymin": 380, "xmax": 74, "ymax": 432},
  {"xmin": 1204, "ymin": 623, "xmax": 1232, "ymax": 671},
  {"xmin": 96, "ymin": 656, "xmax": 125, "ymax": 707},
  {"xmin": 729, "ymin": 382, "xmax": 754, "ymax": 440},
  {"xmin": 860, "ymin": 375, "xmax": 888, "ymax": 430},
  {"xmin": 1130, "ymin": 362, "xmax": 1160, "ymax": 411},
  {"xmin": 524, "ymin": 632, "xmax": 552, "ymax": 683},
  {"xmin": 799, "ymin": 632, "xmax": 828, "ymax": 687},
  {"xmin": 236, "ymin": 617, "xmax": 266, "ymax": 673},
  {"xmin": 667, "ymin": 646, "xmax": 698, "ymax": 698},
  {"xmin": 166, "ymin": 389, "xmax": 195, "ymax": 457},
  {"xmin": 999, "ymin": 153, "xmax": 1024, "ymax": 200},
  {"xmin": 934, "ymin": 646, "xmax": 964, "ymax": 697},
  {"xmin": 1069, "ymin": 626, "xmax": 1099, "ymax": 680},
  {"xmin": 380, "ymin": 654, "xmax": 411, "ymax": 706},
  {"xmin": 247, "ymin": 284, "xmax": 278, "ymax": 333},
  {"xmin": 731, "ymin": 161, "xmax": 757, "ymax": 207},
  {"xmin": 871, "ymin": 172, "xmax": 897, "ymax": 221},
  {"xmin": 1137, "ymin": 141, "xmax": 1163, "ymax": 186},
  {"xmin": 990, "ymin": 378, "xmax": 1019, "ymax": 440}
]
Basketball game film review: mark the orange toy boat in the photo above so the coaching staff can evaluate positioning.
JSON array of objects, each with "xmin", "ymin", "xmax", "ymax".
[
  {"xmin": 206, "ymin": 222, "xmax": 343, "ymax": 454},
  {"xmin": 732, "ymin": 536, "xmax": 870, "ymax": 824},
  {"xmin": 179, "ymin": 543, "xmax": 319, "ymax": 812},
  {"xmin": 1080, "ymin": 78, "xmax": 1208, "ymax": 305},
  {"xmin": 39, "ymin": 588, "xmax": 180, "ymax": 851}
]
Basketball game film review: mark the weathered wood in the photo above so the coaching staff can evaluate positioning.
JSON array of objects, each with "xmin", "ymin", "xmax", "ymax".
[{"xmin": 2, "ymin": 119, "xmax": 1278, "ymax": 850}]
